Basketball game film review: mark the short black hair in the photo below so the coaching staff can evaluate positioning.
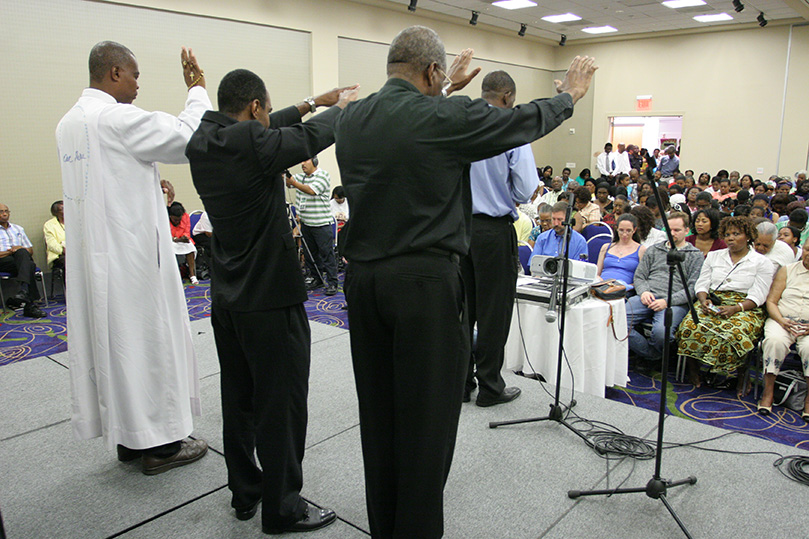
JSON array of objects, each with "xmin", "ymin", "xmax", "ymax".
[
  {"xmin": 50, "ymin": 200, "xmax": 63, "ymax": 216},
  {"xmin": 574, "ymin": 186, "xmax": 590, "ymax": 204},
  {"xmin": 218, "ymin": 69, "xmax": 267, "ymax": 115},
  {"xmin": 89, "ymin": 41, "xmax": 135, "ymax": 83},
  {"xmin": 690, "ymin": 208, "xmax": 721, "ymax": 238},
  {"xmin": 168, "ymin": 201, "xmax": 185, "ymax": 217},
  {"xmin": 696, "ymin": 191, "xmax": 713, "ymax": 203},
  {"xmin": 789, "ymin": 208, "xmax": 808, "ymax": 226},
  {"xmin": 332, "ymin": 186, "xmax": 345, "ymax": 199},
  {"xmin": 481, "ymin": 70, "xmax": 516, "ymax": 97}
]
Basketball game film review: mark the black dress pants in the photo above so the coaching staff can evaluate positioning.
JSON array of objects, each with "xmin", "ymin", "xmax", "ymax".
[
  {"xmin": 301, "ymin": 223, "xmax": 337, "ymax": 287},
  {"xmin": 460, "ymin": 214, "xmax": 518, "ymax": 399},
  {"xmin": 211, "ymin": 302, "xmax": 310, "ymax": 530},
  {"xmin": 0, "ymin": 249, "xmax": 40, "ymax": 301},
  {"xmin": 345, "ymin": 251, "xmax": 469, "ymax": 539}
]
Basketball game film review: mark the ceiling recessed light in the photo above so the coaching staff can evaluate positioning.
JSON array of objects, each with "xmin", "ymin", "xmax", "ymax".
[
  {"xmin": 581, "ymin": 25, "xmax": 618, "ymax": 34},
  {"xmin": 662, "ymin": 0, "xmax": 706, "ymax": 8},
  {"xmin": 541, "ymin": 13, "xmax": 582, "ymax": 23},
  {"xmin": 693, "ymin": 12, "xmax": 733, "ymax": 22},
  {"xmin": 492, "ymin": 0, "xmax": 537, "ymax": 10}
]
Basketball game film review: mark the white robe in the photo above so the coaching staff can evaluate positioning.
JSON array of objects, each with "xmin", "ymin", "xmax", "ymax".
[{"xmin": 56, "ymin": 87, "xmax": 211, "ymax": 450}]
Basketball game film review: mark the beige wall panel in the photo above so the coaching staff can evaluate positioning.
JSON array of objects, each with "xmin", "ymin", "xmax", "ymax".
[
  {"xmin": 778, "ymin": 24, "xmax": 809, "ymax": 176},
  {"xmin": 556, "ymin": 26, "xmax": 798, "ymax": 180},
  {"xmin": 1, "ymin": 0, "xmax": 311, "ymax": 268}
]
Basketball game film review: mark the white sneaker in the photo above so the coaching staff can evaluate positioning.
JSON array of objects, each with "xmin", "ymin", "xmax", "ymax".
[{"xmin": 190, "ymin": 276, "xmax": 199, "ymax": 285}]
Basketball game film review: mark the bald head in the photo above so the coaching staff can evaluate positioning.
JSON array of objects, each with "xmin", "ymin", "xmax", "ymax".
[
  {"xmin": 89, "ymin": 41, "xmax": 135, "ymax": 84},
  {"xmin": 387, "ymin": 26, "xmax": 446, "ymax": 77}
]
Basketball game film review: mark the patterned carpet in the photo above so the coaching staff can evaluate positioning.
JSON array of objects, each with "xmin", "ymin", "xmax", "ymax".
[{"xmin": 2, "ymin": 280, "xmax": 807, "ymax": 449}]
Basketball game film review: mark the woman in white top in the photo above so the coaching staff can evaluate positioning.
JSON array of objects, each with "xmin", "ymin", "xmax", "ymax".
[
  {"xmin": 677, "ymin": 216, "xmax": 775, "ymax": 391},
  {"xmin": 330, "ymin": 185, "xmax": 349, "ymax": 224},
  {"xmin": 757, "ymin": 239, "xmax": 809, "ymax": 418}
]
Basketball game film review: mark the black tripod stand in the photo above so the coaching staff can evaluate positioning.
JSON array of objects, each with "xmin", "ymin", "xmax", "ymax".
[
  {"xmin": 567, "ymin": 180, "xmax": 700, "ymax": 538},
  {"xmin": 490, "ymin": 192, "xmax": 589, "ymax": 444}
]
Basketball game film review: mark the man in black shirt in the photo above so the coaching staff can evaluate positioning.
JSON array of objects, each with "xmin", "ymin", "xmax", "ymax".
[
  {"xmin": 185, "ymin": 69, "xmax": 357, "ymax": 535},
  {"xmin": 334, "ymin": 25, "xmax": 596, "ymax": 538}
]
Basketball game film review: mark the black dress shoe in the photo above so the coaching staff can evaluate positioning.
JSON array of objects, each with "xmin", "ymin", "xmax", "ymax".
[
  {"xmin": 476, "ymin": 387, "xmax": 522, "ymax": 407},
  {"xmin": 235, "ymin": 498, "xmax": 261, "ymax": 521},
  {"xmin": 142, "ymin": 438, "xmax": 208, "ymax": 475},
  {"xmin": 462, "ymin": 390, "xmax": 471, "ymax": 403},
  {"xmin": 23, "ymin": 303, "xmax": 46, "ymax": 318},
  {"xmin": 263, "ymin": 505, "xmax": 336, "ymax": 534},
  {"xmin": 305, "ymin": 279, "xmax": 324, "ymax": 291},
  {"xmin": 324, "ymin": 284, "xmax": 338, "ymax": 296},
  {"xmin": 117, "ymin": 444, "xmax": 143, "ymax": 462},
  {"xmin": 5, "ymin": 292, "xmax": 26, "ymax": 310}
]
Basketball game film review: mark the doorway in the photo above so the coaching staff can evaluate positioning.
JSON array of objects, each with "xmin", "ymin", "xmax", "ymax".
[{"xmin": 608, "ymin": 116, "xmax": 683, "ymax": 152}]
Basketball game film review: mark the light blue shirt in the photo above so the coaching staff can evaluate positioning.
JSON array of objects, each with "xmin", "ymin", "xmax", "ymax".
[
  {"xmin": 0, "ymin": 223, "xmax": 32, "ymax": 251},
  {"xmin": 530, "ymin": 228, "xmax": 588, "ymax": 261},
  {"xmin": 658, "ymin": 154, "xmax": 679, "ymax": 177},
  {"xmin": 470, "ymin": 143, "xmax": 538, "ymax": 220}
]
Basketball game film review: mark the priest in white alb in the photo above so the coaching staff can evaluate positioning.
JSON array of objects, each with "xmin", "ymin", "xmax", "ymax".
[{"xmin": 56, "ymin": 41, "xmax": 210, "ymax": 475}]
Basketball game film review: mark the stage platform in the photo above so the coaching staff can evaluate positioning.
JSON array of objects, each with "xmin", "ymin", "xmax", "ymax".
[{"xmin": 1, "ymin": 319, "xmax": 806, "ymax": 538}]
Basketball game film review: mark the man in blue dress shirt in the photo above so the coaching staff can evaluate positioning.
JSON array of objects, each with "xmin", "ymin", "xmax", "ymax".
[
  {"xmin": 530, "ymin": 201, "xmax": 588, "ymax": 262},
  {"xmin": 461, "ymin": 70, "xmax": 538, "ymax": 407}
]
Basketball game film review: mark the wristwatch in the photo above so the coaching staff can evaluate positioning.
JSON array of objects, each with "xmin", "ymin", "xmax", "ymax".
[{"xmin": 305, "ymin": 96, "xmax": 317, "ymax": 113}]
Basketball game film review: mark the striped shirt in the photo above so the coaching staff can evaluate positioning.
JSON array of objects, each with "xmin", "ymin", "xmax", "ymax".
[
  {"xmin": 0, "ymin": 223, "xmax": 33, "ymax": 251},
  {"xmin": 294, "ymin": 169, "xmax": 333, "ymax": 227}
]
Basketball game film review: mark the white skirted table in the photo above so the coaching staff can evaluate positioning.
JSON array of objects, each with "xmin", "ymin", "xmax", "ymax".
[{"xmin": 504, "ymin": 294, "xmax": 629, "ymax": 398}]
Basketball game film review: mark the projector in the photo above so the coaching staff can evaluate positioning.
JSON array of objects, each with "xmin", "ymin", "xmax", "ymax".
[{"xmin": 530, "ymin": 255, "xmax": 597, "ymax": 282}]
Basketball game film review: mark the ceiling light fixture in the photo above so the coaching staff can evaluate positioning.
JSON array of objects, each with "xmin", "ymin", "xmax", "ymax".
[
  {"xmin": 581, "ymin": 25, "xmax": 618, "ymax": 34},
  {"xmin": 559, "ymin": 34, "xmax": 567, "ymax": 46},
  {"xmin": 732, "ymin": 0, "xmax": 744, "ymax": 12},
  {"xmin": 518, "ymin": 23, "xmax": 527, "ymax": 37},
  {"xmin": 407, "ymin": 0, "xmax": 417, "ymax": 12},
  {"xmin": 542, "ymin": 13, "xmax": 582, "ymax": 23},
  {"xmin": 757, "ymin": 12, "xmax": 768, "ymax": 26},
  {"xmin": 661, "ymin": 0, "xmax": 706, "ymax": 8},
  {"xmin": 693, "ymin": 12, "xmax": 733, "ymax": 22},
  {"xmin": 469, "ymin": 11, "xmax": 479, "ymax": 25},
  {"xmin": 492, "ymin": 0, "xmax": 537, "ymax": 10}
]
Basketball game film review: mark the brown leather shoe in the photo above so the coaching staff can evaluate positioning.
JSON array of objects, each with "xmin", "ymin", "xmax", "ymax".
[{"xmin": 142, "ymin": 438, "xmax": 208, "ymax": 475}]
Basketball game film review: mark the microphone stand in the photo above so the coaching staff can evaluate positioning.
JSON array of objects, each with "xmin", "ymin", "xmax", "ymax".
[
  {"xmin": 490, "ymin": 191, "xmax": 589, "ymax": 445},
  {"xmin": 567, "ymin": 179, "xmax": 701, "ymax": 538}
]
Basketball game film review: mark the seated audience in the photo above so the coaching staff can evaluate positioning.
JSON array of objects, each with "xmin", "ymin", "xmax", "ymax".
[
  {"xmin": 694, "ymin": 191, "xmax": 715, "ymax": 212},
  {"xmin": 776, "ymin": 207, "xmax": 809, "ymax": 245},
  {"xmin": 685, "ymin": 186, "xmax": 702, "ymax": 213},
  {"xmin": 631, "ymin": 205, "xmax": 667, "ymax": 247},
  {"xmin": 561, "ymin": 167, "xmax": 573, "ymax": 190},
  {"xmin": 527, "ymin": 203, "xmax": 553, "ymax": 248},
  {"xmin": 770, "ymin": 193, "xmax": 790, "ymax": 222},
  {"xmin": 778, "ymin": 226, "xmax": 802, "ymax": 260},
  {"xmin": 678, "ymin": 216, "xmax": 775, "ymax": 391},
  {"xmin": 627, "ymin": 211, "xmax": 702, "ymax": 362},
  {"xmin": 572, "ymin": 187, "xmax": 602, "ymax": 233},
  {"xmin": 755, "ymin": 220, "xmax": 795, "ymax": 271},
  {"xmin": 602, "ymin": 194, "xmax": 629, "ymax": 229},
  {"xmin": 0, "ymin": 203, "xmax": 44, "ymax": 317},
  {"xmin": 531, "ymin": 201, "xmax": 588, "ymax": 261},
  {"xmin": 583, "ymin": 178, "xmax": 598, "ymax": 199},
  {"xmin": 191, "ymin": 211, "xmax": 212, "ymax": 280},
  {"xmin": 330, "ymin": 185, "xmax": 349, "ymax": 225},
  {"xmin": 596, "ymin": 214, "xmax": 646, "ymax": 288},
  {"xmin": 644, "ymin": 192, "xmax": 669, "ymax": 230},
  {"xmin": 168, "ymin": 202, "xmax": 198, "ymax": 285},
  {"xmin": 686, "ymin": 209, "xmax": 726, "ymax": 257},
  {"xmin": 757, "ymin": 238, "xmax": 809, "ymax": 417},
  {"xmin": 44, "ymin": 200, "xmax": 66, "ymax": 273},
  {"xmin": 574, "ymin": 168, "xmax": 590, "ymax": 186},
  {"xmin": 513, "ymin": 205, "xmax": 534, "ymax": 247},
  {"xmin": 594, "ymin": 182, "xmax": 613, "ymax": 217},
  {"xmin": 540, "ymin": 176, "xmax": 565, "ymax": 206}
]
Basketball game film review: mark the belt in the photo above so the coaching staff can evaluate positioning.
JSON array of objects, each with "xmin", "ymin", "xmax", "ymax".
[{"xmin": 424, "ymin": 247, "xmax": 461, "ymax": 264}]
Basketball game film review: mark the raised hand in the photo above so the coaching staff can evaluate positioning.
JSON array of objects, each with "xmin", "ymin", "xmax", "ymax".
[
  {"xmin": 337, "ymin": 86, "xmax": 361, "ymax": 109},
  {"xmin": 554, "ymin": 56, "xmax": 597, "ymax": 104},
  {"xmin": 315, "ymin": 85, "xmax": 360, "ymax": 108},
  {"xmin": 181, "ymin": 47, "xmax": 206, "ymax": 89},
  {"xmin": 446, "ymin": 49, "xmax": 481, "ymax": 95}
]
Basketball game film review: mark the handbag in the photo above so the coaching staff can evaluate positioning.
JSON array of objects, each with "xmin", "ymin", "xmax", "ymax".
[
  {"xmin": 590, "ymin": 279, "xmax": 627, "ymax": 301},
  {"xmin": 772, "ymin": 370, "xmax": 807, "ymax": 412}
]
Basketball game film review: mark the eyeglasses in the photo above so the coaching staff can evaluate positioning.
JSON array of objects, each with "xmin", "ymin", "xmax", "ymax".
[{"xmin": 437, "ymin": 68, "xmax": 452, "ymax": 97}]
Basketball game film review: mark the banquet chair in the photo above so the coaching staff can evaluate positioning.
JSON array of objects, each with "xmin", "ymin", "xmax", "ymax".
[{"xmin": 0, "ymin": 267, "xmax": 48, "ymax": 313}]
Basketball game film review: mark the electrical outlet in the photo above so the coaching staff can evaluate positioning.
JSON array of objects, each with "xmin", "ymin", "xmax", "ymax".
[{"xmin": 568, "ymin": 128, "xmax": 575, "ymax": 135}]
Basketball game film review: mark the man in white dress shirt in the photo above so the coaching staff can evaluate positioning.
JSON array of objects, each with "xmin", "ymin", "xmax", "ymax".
[
  {"xmin": 611, "ymin": 143, "xmax": 631, "ymax": 177},
  {"xmin": 596, "ymin": 141, "xmax": 613, "ymax": 181},
  {"xmin": 56, "ymin": 42, "xmax": 210, "ymax": 474}
]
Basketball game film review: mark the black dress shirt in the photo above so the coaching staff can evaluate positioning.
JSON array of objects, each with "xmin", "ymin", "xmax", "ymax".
[
  {"xmin": 186, "ymin": 105, "xmax": 340, "ymax": 311},
  {"xmin": 334, "ymin": 77, "xmax": 574, "ymax": 262}
]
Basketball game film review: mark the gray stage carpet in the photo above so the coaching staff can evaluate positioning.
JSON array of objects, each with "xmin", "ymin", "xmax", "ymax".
[{"xmin": 1, "ymin": 319, "xmax": 806, "ymax": 538}]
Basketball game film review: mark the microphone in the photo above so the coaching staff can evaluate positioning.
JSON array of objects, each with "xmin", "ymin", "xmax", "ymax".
[{"xmin": 545, "ymin": 260, "xmax": 560, "ymax": 323}]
